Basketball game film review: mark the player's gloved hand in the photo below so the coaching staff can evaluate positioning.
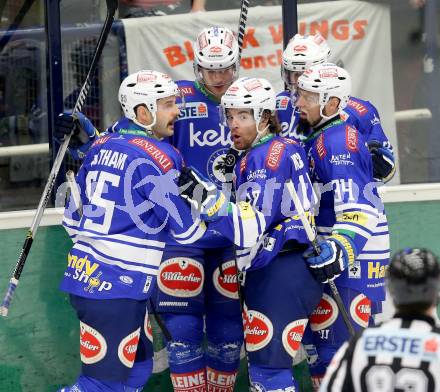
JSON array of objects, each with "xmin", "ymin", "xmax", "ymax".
[
  {"xmin": 178, "ymin": 166, "xmax": 228, "ymax": 221},
  {"xmin": 55, "ymin": 112, "xmax": 98, "ymax": 160},
  {"xmin": 305, "ymin": 234, "xmax": 356, "ymax": 283},
  {"xmin": 367, "ymin": 140, "xmax": 395, "ymax": 183},
  {"xmin": 214, "ymin": 146, "xmax": 243, "ymax": 182}
]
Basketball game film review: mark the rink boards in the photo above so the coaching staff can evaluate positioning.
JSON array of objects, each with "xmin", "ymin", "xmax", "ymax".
[{"xmin": 0, "ymin": 184, "xmax": 439, "ymax": 391}]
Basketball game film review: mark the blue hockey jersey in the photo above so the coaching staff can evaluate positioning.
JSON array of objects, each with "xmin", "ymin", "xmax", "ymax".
[
  {"xmin": 305, "ymin": 117, "xmax": 390, "ymax": 301},
  {"xmin": 61, "ymin": 124, "xmax": 207, "ymax": 300},
  {"xmin": 209, "ymin": 134, "xmax": 316, "ymax": 271},
  {"xmin": 108, "ymin": 80, "xmax": 232, "ymax": 190}
]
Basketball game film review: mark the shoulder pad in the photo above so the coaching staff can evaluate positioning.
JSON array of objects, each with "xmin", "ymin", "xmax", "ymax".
[
  {"xmin": 346, "ymin": 98, "xmax": 369, "ymax": 117},
  {"xmin": 91, "ymin": 134, "xmax": 112, "ymax": 148},
  {"xmin": 282, "ymin": 137, "xmax": 298, "ymax": 145}
]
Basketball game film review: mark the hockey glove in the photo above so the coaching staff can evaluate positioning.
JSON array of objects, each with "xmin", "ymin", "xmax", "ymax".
[
  {"xmin": 214, "ymin": 146, "xmax": 243, "ymax": 182},
  {"xmin": 178, "ymin": 166, "xmax": 228, "ymax": 221},
  {"xmin": 305, "ymin": 234, "xmax": 356, "ymax": 283},
  {"xmin": 55, "ymin": 112, "xmax": 98, "ymax": 160},
  {"xmin": 367, "ymin": 140, "xmax": 396, "ymax": 183}
]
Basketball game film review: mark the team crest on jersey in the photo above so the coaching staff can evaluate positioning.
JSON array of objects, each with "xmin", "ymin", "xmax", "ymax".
[
  {"xmin": 244, "ymin": 310, "xmax": 274, "ymax": 351},
  {"xmin": 282, "ymin": 319, "xmax": 308, "ymax": 358},
  {"xmin": 79, "ymin": 321, "xmax": 107, "ymax": 364},
  {"xmin": 158, "ymin": 257, "xmax": 204, "ymax": 297},
  {"xmin": 178, "ymin": 102, "xmax": 208, "ymax": 119},
  {"xmin": 348, "ymin": 259, "xmax": 361, "ymax": 279},
  {"xmin": 118, "ymin": 328, "xmax": 140, "ymax": 368},
  {"xmin": 310, "ymin": 293, "xmax": 339, "ymax": 331},
  {"xmin": 144, "ymin": 314, "xmax": 153, "ymax": 343},
  {"xmin": 276, "ymin": 96, "xmax": 290, "ymax": 110},
  {"xmin": 350, "ymin": 293, "xmax": 371, "ymax": 328},
  {"xmin": 265, "ymin": 140, "xmax": 285, "ymax": 170},
  {"xmin": 207, "ymin": 147, "xmax": 230, "ymax": 187},
  {"xmin": 346, "ymin": 126, "xmax": 358, "ymax": 152},
  {"xmin": 316, "ymin": 133, "xmax": 326, "ymax": 159},
  {"xmin": 212, "ymin": 260, "xmax": 239, "ymax": 299},
  {"xmin": 347, "ymin": 99, "xmax": 367, "ymax": 116}
]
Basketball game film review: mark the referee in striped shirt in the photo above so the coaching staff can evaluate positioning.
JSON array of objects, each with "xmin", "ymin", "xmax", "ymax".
[{"xmin": 321, "ymin": 248, "xmax": 440, "ymax": 392}]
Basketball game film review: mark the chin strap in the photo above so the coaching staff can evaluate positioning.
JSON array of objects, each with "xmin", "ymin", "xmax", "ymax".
[
  {"xmin": 315, "ymin": 106, "xmax": 340, "ymax": 128},
  {"xmin": 132, "ymin": 116, "xmax": 161, "ymax": 139},
  {"xmin": 251, "ymin": 125, "xmax": 270, "ymax": 148}
]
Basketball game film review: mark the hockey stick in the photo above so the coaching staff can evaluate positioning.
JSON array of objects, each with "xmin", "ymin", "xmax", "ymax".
[
  {"xmin": 0, "ymin": 0, "xmax": 118, "ymax": 317},
  {"xmin": 237, "ymin": 0, "xmax": 250, "ymax": 64},
  {"xmin": 286, "ymin": 180, "xmax": 356, "ymax": 337},
  {"xmin": 66, "ymin": 170, "xmax": 83, "ymax": 218},
  {"xmin": 0, "ymin": 0, "xmax": 36, "ymax": 53},
  {"xmin": 231, "ymin": 244, "xmax": 253, "ymax": 389}
]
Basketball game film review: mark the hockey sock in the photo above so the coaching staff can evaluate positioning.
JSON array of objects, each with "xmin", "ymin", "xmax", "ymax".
[
  {"xmin": 162, "ymin": 313, "xmax": 207, "ymax": 392},
  {"xmin": 205, "ymin": 310, "xmax": 242, "ymax": 391},
  {"xmin": 206, "ymin": 367, "xmax": 238, "ymax": 392},
  {"xmin": 249, "ymin": 365, "xmax": 299, "ymax": 392},
  {"xmin": 58, "ymin": 375, "xmax": 133, "ymax": 392},
  {"xmin": 124, "ymin": 358, "xmax": 153, "ymax": 390}
]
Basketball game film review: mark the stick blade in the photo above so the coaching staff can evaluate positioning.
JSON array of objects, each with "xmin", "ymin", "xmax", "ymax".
[{"xmin": 0, "ymin": 306, "xmax": 9, "ymax": 317}]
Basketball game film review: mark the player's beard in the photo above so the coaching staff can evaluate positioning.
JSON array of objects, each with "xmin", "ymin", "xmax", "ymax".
[{"xmin": 298, "ymin": 118, "xmax": 312, "ymax": 136}]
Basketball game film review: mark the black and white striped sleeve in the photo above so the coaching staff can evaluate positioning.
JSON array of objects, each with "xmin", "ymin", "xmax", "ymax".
[{"xmin": 320, "ymin": 338, "xmax": 357, "ymax": 392}]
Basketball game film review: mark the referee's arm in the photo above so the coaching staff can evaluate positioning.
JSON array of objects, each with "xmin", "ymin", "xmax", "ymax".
[{"xmin": 319, "ymin": 340, "xmax": 357, "ymax": 392}]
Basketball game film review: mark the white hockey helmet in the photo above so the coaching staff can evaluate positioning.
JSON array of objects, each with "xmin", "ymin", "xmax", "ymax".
[
  {"xmin": 193, "ymin": 26, "xmax": 239, "ymax": 81},
  {"xmin": 297, "ymin": 63, "xmax": 351, "ymax": 118},
  {"xmin": 281, "ymin": 33, "xmax": 331, "ymax": 88},
  {"xmin": 221, "ymin": 77, "xmax": 276, "ymax": 133},
  {"xmin": 118, "ymin": 70, "xmax": 179, "ymax": 130}
]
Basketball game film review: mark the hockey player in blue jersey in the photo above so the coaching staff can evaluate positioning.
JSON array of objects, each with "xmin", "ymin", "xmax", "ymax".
[
  {"xmin": 58, "ymin": 70, "xmax": 207, "ymax": 392},
  {"xmin": 55, "ymin": 27, "xmax": 245, "ymax": 392},
  {"xmin": 153, "ymin": 27, "xmax": 244, "ymax": 392},
  {"xmin": 293, "ymin": 63, "xmax": 390, "ymax": 390},
  {"xmin": 178, "ymin": 76, "xmax": 324, "ymax": 392},
  {"xmin": 278, "ymin": 33, "xmax": 395, "ymax": 183}
]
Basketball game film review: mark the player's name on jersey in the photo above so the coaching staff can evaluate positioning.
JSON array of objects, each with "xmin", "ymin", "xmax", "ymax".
[{"xmin": 90, "ymin": 149, "xmax": 128, "ymax": 171}]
